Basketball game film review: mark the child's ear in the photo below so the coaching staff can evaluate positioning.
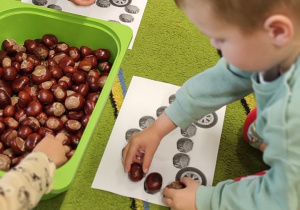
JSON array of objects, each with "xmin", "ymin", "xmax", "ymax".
[{"xmin": 264, "ymin": 15, "xmax": 294, "ymax": 46}]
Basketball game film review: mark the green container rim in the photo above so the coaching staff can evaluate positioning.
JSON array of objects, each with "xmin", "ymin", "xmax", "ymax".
[{"xmin": 0, "ymin": 0, "xmax": 132, "ymax": 199}]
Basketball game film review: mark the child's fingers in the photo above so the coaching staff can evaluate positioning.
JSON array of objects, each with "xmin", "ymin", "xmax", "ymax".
[
  {"xmin": 55, "ymin": 133, "xmax": 67, "ymax": 143},
  {"xmin": 64, "ymin": 145, "xmax": 71, "ymax": 154}
]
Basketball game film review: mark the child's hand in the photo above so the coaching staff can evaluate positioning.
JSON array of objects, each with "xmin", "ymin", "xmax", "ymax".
[
  {"xmin": 122, "ymin": 127, "xmax": 162, "ymax": 174},
  {"xmin": 33, "ymin": 133, "xmax": 71, "ymax": 168},
  {"xmin": 163, "ymin": 177, "xmax": 200, "ymax": 210},
  {"xmin": 69, "ymin": 0, "xmax": 95, "ymax": 6}
]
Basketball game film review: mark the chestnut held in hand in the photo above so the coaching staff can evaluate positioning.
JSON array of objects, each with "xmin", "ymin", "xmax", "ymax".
[
  {"xmin": 128, "ymin": 162, "xmax": 144, "ymax": 182},
  {"xmin": 166, "ymin": 181, "xmax": 186, "ymax": 189},
  {"xmin": 144, "ymin": 172, "xmax": 163, "ymax": 194}
]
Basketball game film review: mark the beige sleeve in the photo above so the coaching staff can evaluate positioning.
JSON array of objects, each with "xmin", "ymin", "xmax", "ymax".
[{"xmin": 0, "ymin": 151, "xmax": 56, "ymax": 210}]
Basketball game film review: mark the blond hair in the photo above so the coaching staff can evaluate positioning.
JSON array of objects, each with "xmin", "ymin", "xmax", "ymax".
[{"xmin": 174, "ymin": 0, "xmax": 300, "ymax": 32}]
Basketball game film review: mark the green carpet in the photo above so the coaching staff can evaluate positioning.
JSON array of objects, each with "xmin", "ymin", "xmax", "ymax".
[{"xmin": 24, "ymin": 0, "xmax": 269, "ymax": 209}]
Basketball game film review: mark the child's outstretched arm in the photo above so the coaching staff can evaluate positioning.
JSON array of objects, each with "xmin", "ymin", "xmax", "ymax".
[
  {"xmin": 122, "ymin": 112, "xmax": 177, "ymax": 174},
  {"xmin": 69, "ymin": 0, "xmax": 95, "ymax": 6},
  {"xmin": 0, "ymin": 133, "xmax": 70, "ymax": 210}
]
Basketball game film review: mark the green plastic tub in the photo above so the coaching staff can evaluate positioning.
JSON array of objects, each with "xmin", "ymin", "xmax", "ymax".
[{"xmin": 0, "ymin": 0, "xmax": 132, "ymax": 199}]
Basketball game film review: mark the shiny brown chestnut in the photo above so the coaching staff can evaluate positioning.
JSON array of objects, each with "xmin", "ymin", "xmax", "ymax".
[
  {"xmin": 36, "ymin": 111, "xmax": 48, "ymax": 125},
  {"xmin": 0, "ymin": 89, "xmax": 11, "ymax": 109},
  {"xmin": 34, "ymin": 45, "xmax": 49, "ymax": 61},
  {"xmin": 93, "ymin": 48, "xmax": 111, "ymax": 62},
  {"xmin": 3, "ymin": 117, "xmax": 19, "ymax": 130},
  {"xmin": 2, "ymin": 66, "xmax": 18, "ymax": 81},
  {"xmin": 38, "ymin": 127, "xmax": 55, "ymax": 138},
  {"xmin": 144, "ymin": 172, "xmax": 163, "ymax": 194},
  {"xmin": 65, "ymin": 93, "xmax": 85, "ymax": 111},
  {"xmin": 80, "ymin": 46, "xmax": 93, "ymax": 58},
  {"xmin": 10, "ymin": 136, "xmax": 26, "ymax": 154},
  {"xmin": 3, "ymin": 105, "xmax": 16, "ymax": 117},
  {"xmin": 42, "ymin": 34, "xmax": 58, "ymax": 50},
  {"xmin": 18, "ymin": 90, "xmax": 32, "ymax": 109},
  {"xmin": 64, "ymin": 119, "xmax": 82, "ymax": 133},
  {"xmin": 44, "ymin": 102, "xmax": 65, "ymax": 117},
  {"xmin": 68, "ymin": 46, "xmax": 81, "ymax": 61},
  {"xmin": 128, "ymin": 162, "xmax": 144, "ymax": 182},
  {"xmin": 31, "ymin": 65, "xmax": 51, "ymax": 84},
  {"xmin": 0, "ymin": 153, "xmax": 11, "ymax": 171},
  {"xmin": 11, "ymin": 75, "xmax": 30, "ymax": 93},
  {"xmin": 45, "ymin": 116, "xmax": 64, "ymax": 131},
  {"xmin": 18, "ymin": 125, "xmax": 33, "ymax": 139},
  {"xmin": 24, "ymin": 39, "xmax": 38, "ymax": 54},
  {"xmin": 26, "ymin": 101, "xmax": 43, "ymax": 117},
  {"xmin": 20, "ymin": 59, "xmax": 34, "ymax": 74},
  {"xmin": 37, "ymin": 89, "xmax": 54, "ymax": 104},
  {"xmin": 1, "ymin": 128, "xmax": 18, "ymax": 147},
  {"xmin": 25, "ymin": 133, "xmax": 42, "ymax": 151},
  {"xmin": 20, "ymin": 117, "xmax": 40, "ymax": 132},
  {"xmin": 166, "ymin": 181, "xmax": 186, "ymax": 189}
]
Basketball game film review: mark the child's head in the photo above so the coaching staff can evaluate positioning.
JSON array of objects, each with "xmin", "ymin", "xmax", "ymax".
[
  {"xmin": 174, "ymin": 0, "xmax": 300, "ymax": 72},
  {"xmin": 174, "ymin": 0, "xmax": 300, "ymax": 33}
]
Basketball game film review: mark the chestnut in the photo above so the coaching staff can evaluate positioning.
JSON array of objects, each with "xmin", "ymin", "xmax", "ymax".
[
  {"xmin": 84, "ymin": 100, "xmax": 95, "ymax": 115},
  {"xmin": 52, "ymin": 52, "xmax": 68, "ymax": 64},
  {"xmin": 80, "ymin": 46, "xmax": 93, "ymax": 58},
  {"xmin": 2, "ymin": 66, "xmax": 18, "ymax": 81},
  {"xmin": 10, "ymin": 136, "xmax": 26, "ymax": 154},
  {"xmin": 36, "ymin": 111, "xmax": 48, "ymax": 125},
  {"xmin": 81, "ymin": 114, "xmax": 90, "ymax": 127},
  {"xmin": 27, "ymin": 54, "xmax": 41, "ymax": 67},
  {"xmin": 44, "ymin": 102, "xmax": 65, "ymax": 117},
  {"xmin": 77, "ymin": 60, "xmax": 92, "ymax": 72},
  {"xmin": 0, "ymin": 142, "xmax": 4, "ymax": 153},
  {"xmin": 24, "ymin": 39, "xmax": 38, "ymax": 54},
  {"xmin": 64, "ymin": 119, "xmax": 81, "ymax": 133},
  {"xmin": 98, "ymin": 75, "xmax": 108, "ymax": 88},
  {"xmin": 68, "ymin": 46, "xmax": 81, "ymax": 61},
  {"xmin": 3, "ymin": 105, "xmax": 16, "ymax": 117},
  {"xmin": 25, "ymin": 133, "xmax": 42, "ymax": 151},
  {"xmin": 0, "ymin": 79, "xmax": 12, "ymax": 96},
  {"xmin": 37, "ymin": 89, "xmax": 54, "ymax": 104},
  {"xmin": 67, "ymin": 110, "xmax": 85, "ymax": 120},
  {"xmin": 0, "ymin": 121, "xmax": 5, "ymax": 135},
  {"xmin": 18, "ymin": 90, "xmax": 31, "ymax": 108},
  {"xmin": 20, "ymin": 59, "xmax": 34, "ymax": 74},
  {"xmin": 166, "ymin": 181, "xmax": 186, "ymax": 189},
  {"xmin": 18, "ymin": 125, "xmax": 33, "ymax": 139},
  {"xmin": 128, "ymin": 162, "xmax": 144, "ymax": 182},
  {"xmin": 55, "ymin": 42, "xmax": 70, "ymax": 53},
  {"xmin": 34, "ymin": 45, "xmax": 49, "ymax": 60},
  {"xmin": 59, "ymin": 56, "xmax": 75, "ymax": 69},
  {"xmin": 83, "ymin": 55, "xmax": 97, "ymax": 68},
  {"xmin": 26, "ymin": 101, "xmax": 42, "ymax": 117},
  {"xmin": 98, "ymin": 61, "xmax": 112, "ymax": 72},
  {"xmin": 3, "ymin": 117, "xmax": 19, "ymax": 130},
  {"xmin": 45, "ymin": 116, "xmax": 64, "ymax": 131},
  {"xmin": 11, "ymin": 75, "xmax": 30, "ymax": 93},
  {"xmin": 1, "ymin": 56, "xmax": 12, "ymax": 67},
  {"xmin": 31, "ymin": 65, "xmax": 51, "ymax": 84},
  {"xmin": 42, "ymin": 34, "xmax": 58, "ymax": 50},
  {"xmin": 0, "ymin": 89, "xmax": 11, "ymax": 109},
  {"xmin": 21, "ymin": 117, "xmax": 40, "ymax": 132},
  {"xmin": 93, "ymin": 48, "xmax": 111, "ymax": 62},
  {"xmin": 38, "ymin": 127, "xmax": 55, "ymax": 137},
  {"xmin": 2, "ymin": 39, "xmax": 17, "ymax": 51},
  {"xmin": 65, "ymin": 93, "xmax": 85, "ymax": 111},
  {"xmin": 1, "ymin": 128, "xmax": 18, "ymax": 147},
  {"xmin": 0, "ymin": 153, "xmax": 11, "ymax": 171},
  {"xmin": 14, "ymin": 109, "xmax": 27, "ymax": 122},
  {"xmin": 72, "ymin": 71, "xmax": 87, "ymax": 84},
  {"xmin": 15, "ymin": 51, "xmax": 27, "ymax": 63},
  {"xmin": 51, "ymin": 84, "xmax": 67, "ymax": 102},
  {"xmin": 144, "ymin": 172, "xmax": 163, "ymax": 194}
]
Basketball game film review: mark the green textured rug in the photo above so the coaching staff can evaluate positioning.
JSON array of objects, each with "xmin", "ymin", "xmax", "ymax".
[{"xmin": 29, "ymin": 0, "xmax": 268, "ymax": 209}]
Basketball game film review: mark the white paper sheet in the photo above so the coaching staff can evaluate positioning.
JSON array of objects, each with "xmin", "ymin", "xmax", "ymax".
[
  {"xmin": 21, "ymin": 0, "xmax": 148, "ymax": 49},
  {"xmin": 92, "ymin": 76, "xmax": 226, "ymax": 206}
]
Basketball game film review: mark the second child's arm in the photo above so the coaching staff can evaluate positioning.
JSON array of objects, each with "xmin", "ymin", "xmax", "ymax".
[{"xmin": 122, "ymin": 112, "xmax": 177, "ymax": 174}]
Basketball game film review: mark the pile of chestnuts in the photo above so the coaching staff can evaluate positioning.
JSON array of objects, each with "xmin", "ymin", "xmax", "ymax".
[{"xmin": 0, "ymin": 34, "xmax": 112, "ymax": 171}]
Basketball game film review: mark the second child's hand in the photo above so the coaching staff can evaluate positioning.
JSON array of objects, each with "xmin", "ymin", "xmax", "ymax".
[{"xmin": 69, "ymin": 0, "xmax": 95, "ymax": 6}]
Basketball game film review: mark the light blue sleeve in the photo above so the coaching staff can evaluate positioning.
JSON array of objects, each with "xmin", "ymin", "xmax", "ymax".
[{"xmin": 165, "ymin": 57, "xmax": 253, "ymax": 129}]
